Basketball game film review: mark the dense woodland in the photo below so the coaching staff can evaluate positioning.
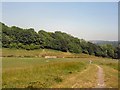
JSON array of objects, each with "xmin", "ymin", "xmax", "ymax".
[{"xmin": 1, "ymin": 22, "xmax": 119, "ymax": 59}]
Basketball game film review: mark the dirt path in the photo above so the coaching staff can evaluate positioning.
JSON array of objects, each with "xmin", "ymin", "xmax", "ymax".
[
  {"xmin": 52, "ymin": 64, "xmax": 106, "ymax": 88},
  {"xmin": 95, "ymin": 65, "xmax": 105, "ymax": 88}
]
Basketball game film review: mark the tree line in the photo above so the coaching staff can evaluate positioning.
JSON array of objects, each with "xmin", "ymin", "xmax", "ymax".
[{"xmin": 1, "ymin": 22, "xmax": 119, "ymax": 59}]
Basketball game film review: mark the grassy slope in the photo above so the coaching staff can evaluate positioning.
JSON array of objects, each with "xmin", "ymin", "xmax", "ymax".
[{"xmin": 2, "ymin": 48, "xmax": 119, "ymax": 88}]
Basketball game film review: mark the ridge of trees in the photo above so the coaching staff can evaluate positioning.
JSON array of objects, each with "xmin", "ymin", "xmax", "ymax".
[{"xmin": 1, "ymin": 22, "xmax": 119, "ymax": 59}]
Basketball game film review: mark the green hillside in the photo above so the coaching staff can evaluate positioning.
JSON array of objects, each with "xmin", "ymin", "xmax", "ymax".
[{"xmin": 1, "ymin": 22, "xmax": 119, "ymax": 59}]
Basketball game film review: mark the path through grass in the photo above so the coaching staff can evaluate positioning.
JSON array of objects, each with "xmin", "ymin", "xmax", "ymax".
[{"xmin": 2, "ymin": 49, "xmax": 119, "ymax": 88}]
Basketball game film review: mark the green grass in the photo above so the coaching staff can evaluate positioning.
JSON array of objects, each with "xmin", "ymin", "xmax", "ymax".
[
  {"xmin": 52, "ymin": 64, "xmax": 98, "ymax": 88},
  {"xmin": 92, "ymin": 58, "xmax": 118, "ymax": 70},
  {"xmin": 2, "ymin": 57, "xmax": 88, "ymax": 88},
  {"xmin": 2, "ymin": 48, "xmax": 119, "ymax": 88},
  {"xmin": 2, "ymin": 48, "xmax": 95, "ymax": 58},
  {"xmin": 102, "ymin": 65, "xmax": 118, "ymax": 88}
]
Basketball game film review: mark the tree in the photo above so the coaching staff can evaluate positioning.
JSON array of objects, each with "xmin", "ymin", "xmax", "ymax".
[{"xmin": 1, "ymin": 22, "xmax": 117, "ymax": 59}]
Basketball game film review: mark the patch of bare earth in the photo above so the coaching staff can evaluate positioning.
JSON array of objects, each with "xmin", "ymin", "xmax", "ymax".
[{"xmin": 95, "ymin": 65, "xmax": 105, "ymax": 88}]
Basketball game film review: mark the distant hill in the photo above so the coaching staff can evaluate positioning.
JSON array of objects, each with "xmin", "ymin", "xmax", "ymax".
[{"xmin": 89, "ymin": 40, "xmax": 118, "ymax": 47}]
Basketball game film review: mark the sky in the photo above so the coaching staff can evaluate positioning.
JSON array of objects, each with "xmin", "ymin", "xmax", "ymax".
[{"xmin": 2, "ymin": 2, "xmax": 118, "ymax": 41}]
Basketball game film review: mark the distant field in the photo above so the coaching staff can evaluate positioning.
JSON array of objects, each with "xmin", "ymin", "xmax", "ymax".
[
  {"xmin": 2, "ymin": 48, "xmax": 119, "ymax": 88},
  {"xmin": 2, "ymin": 48, "xmax": 95, "ymax": 58}
]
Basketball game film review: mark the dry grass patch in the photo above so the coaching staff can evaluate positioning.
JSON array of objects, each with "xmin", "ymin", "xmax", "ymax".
[
  {"xmin": 2, "ymin": 57, "xmax": 87, "ymax": 88},
  {"xmin": 102, "ymin": 65, "xmax": 118, "ymax": 88},
  {"xmin": 52, "ymin": 64, "xmax": 98, "ymax": 88}
]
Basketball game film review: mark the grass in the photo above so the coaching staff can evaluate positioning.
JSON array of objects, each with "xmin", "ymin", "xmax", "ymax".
[
  {"xmin": 2, "ymin": 48, "xmax": 119, "ymax": 88},
  {"xmin": 91, "ymin": 58, "xmax": 119, "ymax": 88},
  {"xmin": 2, "ymin": 57, "xmax": 88, "ymax": 88},
  {"xmin": 102, "ymin": 65, "xmax": 118, "ymax": 88},
  {"xmin": 2, "ymin": 48, "xmax": 95, "ymax": 58},
  {"xmin": 92, "ymin": 58, "xmax": 118, "ymax": 70},
  {"xmin": 52, "ymin": 64, "xmax": 98, "ymax": 88}
]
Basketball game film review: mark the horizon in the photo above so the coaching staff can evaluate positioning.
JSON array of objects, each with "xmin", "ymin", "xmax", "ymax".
[{"xmin": 2, "ymin": 2, "xmax": 118, "ymax": 41}]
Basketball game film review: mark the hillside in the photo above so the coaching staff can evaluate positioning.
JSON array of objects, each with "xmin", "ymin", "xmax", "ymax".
[{"xmin": 1, "ymin": 22, "xmax": 119, "ymax": 59}]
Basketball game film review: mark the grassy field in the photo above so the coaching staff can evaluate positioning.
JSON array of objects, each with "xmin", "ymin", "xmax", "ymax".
[
  {"xmin": 2, "ymin": 48, "xmax": 119, "ymax": 88},
  {"xmin": 2, "ymin": 48, "xmax": 95, "ymax": 58},
  {"xmin": 2, "ymin": 57, "xmax": 89, "ymax": 88}
]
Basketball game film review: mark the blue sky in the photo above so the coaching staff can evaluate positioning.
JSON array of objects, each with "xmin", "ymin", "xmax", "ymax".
[{"xmin": 2, "ymin": 2, "xmax": 118, "ymax": 41}]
